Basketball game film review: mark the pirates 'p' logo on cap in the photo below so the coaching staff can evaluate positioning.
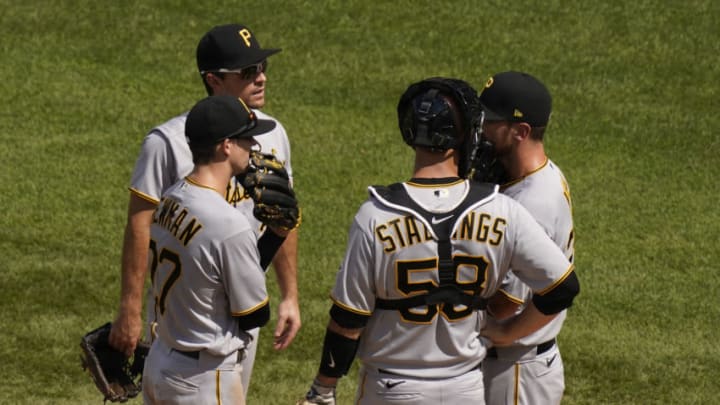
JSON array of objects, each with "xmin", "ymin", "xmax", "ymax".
[{"xmin": 238, "ymin": 29, "xmax": 252, "ymax": 47}]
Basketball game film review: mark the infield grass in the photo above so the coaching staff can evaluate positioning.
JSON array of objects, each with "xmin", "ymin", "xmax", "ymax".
[{"xmin": 0, "ymin": 1, "xmax": 717, "ymax": 404}]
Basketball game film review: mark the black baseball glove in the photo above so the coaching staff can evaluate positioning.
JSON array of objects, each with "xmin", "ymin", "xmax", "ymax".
[
  {"xmin": 470, "ymin": 140, "xmax": 508, "ymax": 184},
  {"xmin": 80, "ymin": 322, "xmax": 150, "ymax": 403},
  {"xmin": 242, "ymin": 152, "xmax": 301, "ymax": 231}
]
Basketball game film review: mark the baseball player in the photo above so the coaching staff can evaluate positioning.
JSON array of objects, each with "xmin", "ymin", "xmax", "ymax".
[
  {"xmin": 108, "ymin": 24, "xmax": 300, "ymax": 394},
  {"xmin": 142, "ymin": 95, "xmax": 283, "ymax": 405},
  {"xmin": 475, "ymin": 71, "xmax": 575, "ymax": 405},
  {"xmin": 298, "ymin": 78, "xmax": 580, "ymax": 405}
]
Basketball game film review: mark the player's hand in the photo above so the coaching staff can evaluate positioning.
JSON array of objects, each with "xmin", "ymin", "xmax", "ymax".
[
  {"xmin": 296, "ymin": 379, "xmax": 336, "ymax": 405},
  {"xmin": 108, "ymin": 310, "xmax": 142, "ymax": 358},
  {"xmin": 274, "ymin": 297, "xmax": 301, "ymax": 350},
  {"xmin": 480, "ymin": 317, "xmax": 514, "ymax": 347}
]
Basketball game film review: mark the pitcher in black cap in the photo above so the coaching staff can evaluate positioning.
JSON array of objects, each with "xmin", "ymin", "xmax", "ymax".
[
  {"xmin": 109, "ymin": 23, "xmax": 301, "ymax": 397},
  {"xmin": 476, "ymin": 71, "xmax": 577, "ymax": 405}
]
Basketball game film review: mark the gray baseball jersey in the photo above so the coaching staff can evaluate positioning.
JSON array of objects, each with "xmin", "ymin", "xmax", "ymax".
[
  {"xmin": 129, "ymin": 108, "xmax": 291, "ymax": 392},
  {"xmin": 330, "ymin": 178, "xmax": 574, "ymax": 379},
  {"xmin": 149, "ymin": 178, "xmax": 268, "ymax": 356},
  {"xmin": 483, "ymin": 159, "xmax": 575, "ymax": 405},
  {"xmin": 129, "ymin": 108, "xmax": 292, "ymax": 212},
  {"xmin": 497, "ymin": 159, "xmax": 574, "ymax": 346}
]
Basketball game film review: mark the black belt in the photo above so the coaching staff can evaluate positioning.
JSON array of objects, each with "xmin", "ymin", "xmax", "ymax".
[
  {"xmin": 486, "ymin": 338, "xmax": 556, "ymax": 358},
  {"xmin": 172, "ymin": 349, "xmax": 200, "ymax": 359},
  {"xmin": 379, "ymin": 361, "xmax": 482, "ymax": 378},
  {"xmin": 172, "ymin": 348, "xmax": 247, "ymax": 362}
]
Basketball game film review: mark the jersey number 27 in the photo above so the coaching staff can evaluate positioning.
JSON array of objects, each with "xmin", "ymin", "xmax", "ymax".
[{"xmin": 149, "ymin": 239, "xmax": 182, "ymax": 317}]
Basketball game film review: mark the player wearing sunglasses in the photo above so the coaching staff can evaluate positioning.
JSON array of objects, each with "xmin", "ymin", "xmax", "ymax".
[{"xmin": 109, "ymin": 23, "xmax": 300, "ymax": 398}]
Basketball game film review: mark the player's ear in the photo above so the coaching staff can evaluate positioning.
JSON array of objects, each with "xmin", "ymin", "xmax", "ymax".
[
  {"xmin": 511, "ymin": 122, "xmax": 532, "ymax": 141},
  {"xmin": 218, "ymin": 138, "xmax": 233, "ymax": 157},
  {"xmin": 204, "ymin": 72, "xmax": 224, "ymax": 93}
]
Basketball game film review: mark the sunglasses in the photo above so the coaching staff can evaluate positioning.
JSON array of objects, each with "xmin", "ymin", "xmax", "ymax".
[{"xmin": 205, "ymin": 60, "xmax": 268, "ymax": 80}]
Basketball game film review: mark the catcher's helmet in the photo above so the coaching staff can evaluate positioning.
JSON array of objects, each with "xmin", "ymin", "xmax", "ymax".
[{"xmin": 397, "ymin": 77, "xmax": 482, "ymax": 177}]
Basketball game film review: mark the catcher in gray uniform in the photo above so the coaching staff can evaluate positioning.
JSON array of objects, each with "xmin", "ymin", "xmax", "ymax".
[
  {"xmin": 108, "ymin": 23, "xmax": 300, "ymax": 395},
  {"xmin": 298, "ymin": 78, "xmax": 580, "ymax": 405},
  {"xmin": 142, "ymin": 95, "xmax": 298, "ymax": 404},
  {"xmin": 474, "ymin": 71, "xmax": 575, "ymax": 405}
]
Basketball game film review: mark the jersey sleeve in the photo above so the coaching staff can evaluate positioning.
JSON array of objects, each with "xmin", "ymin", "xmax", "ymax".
[
  {"xmin": 275, "ymin": 122, "xmax": 293, "ymax": 185},
  {"xmin": 507, "ymin": 203, "xmax": 573, "ymax": 293},
  {"xmin": 129, "ymin": 131, "xmax": 178, "ymax": 203},
  {"xmin": 330, "ymin": 216, "xmax": 375, "ymax": 317},
  {"xmin": 220, "ymin": 229, "xmax": 268, "ymax": 316},
  {"xmin": 254, "ymin": 112, "xmax": 294, "ymax": 187},
  {"xmin": 498, "ymin": 271, "xmax": 528, "ymax": 304}
]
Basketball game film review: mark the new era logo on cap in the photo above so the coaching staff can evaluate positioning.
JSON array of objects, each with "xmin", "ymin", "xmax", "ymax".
[{"xmin": 479, "ymin": 71, "xmax": 552, "ymax": 127}]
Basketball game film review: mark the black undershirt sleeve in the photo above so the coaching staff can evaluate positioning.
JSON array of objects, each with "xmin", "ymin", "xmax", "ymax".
[
  {"xmin": 236, "ymin": 302, "xmax": 271, "ymax": 331},
  {"xmin": 257, "ymin": 229, "xmax": 286, "ymax": 270},
  {"xmin": 330, "ymin": 304, "xmax": 371, "ymax": 329},
  {"xmin": 532, "ymin": 270, "xmax": 580, "ymax": 315}
]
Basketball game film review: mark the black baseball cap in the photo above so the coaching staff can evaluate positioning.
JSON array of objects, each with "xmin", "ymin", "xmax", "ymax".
[
  {"xmin": 185, "ymin": 95, "xmax": 276, "ymax": 146},
  {"xmin": 479, "ymin": 71, "xmax": 552, "ymax": 127},
  {"xmin": 196, "ymin": 24, "xmax": 281, "ymax": 73}
]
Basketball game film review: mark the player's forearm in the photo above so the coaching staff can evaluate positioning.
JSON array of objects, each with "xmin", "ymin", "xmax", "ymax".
[
  {"xmin": 118, "ymin": 195, "xmax": 156, "ymax": 315},
  {"xmin": 487, "ymin": 291, "xmax": 523, "ymax": 320},
  {"xmin": 118, "ymin": 222, "xmax": 151, "ymax": 316},
  {"xmin": 315, "ymin": 320, "xmax": 362, "ymax": 385},
  {"xmin": 272, "ymin": 230, "xmax": 298, "ymax": 301},
  {"xmin": 496, "ymin": 301, "xmax": 557, "ymax": 344}
]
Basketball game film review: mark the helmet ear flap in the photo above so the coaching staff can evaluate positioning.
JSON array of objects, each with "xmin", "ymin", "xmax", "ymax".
[{"xmin": 400, "ymin": 107, "xmax": 416, "ymax": 146}]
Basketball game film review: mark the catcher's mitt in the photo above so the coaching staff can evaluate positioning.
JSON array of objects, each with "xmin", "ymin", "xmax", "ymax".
[
  {"xmin": 470, "ymin": 140, "xmax": 508, "ymax": 184},
  {"xmin": 80, "ymin": 322, "xmax": 150, "ymax": 403},
  {"xmin": 242, "ymin": 152, "xmax": 301, "ymax": 231}
]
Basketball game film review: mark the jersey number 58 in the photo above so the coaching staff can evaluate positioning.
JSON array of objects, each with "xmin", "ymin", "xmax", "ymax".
[{"xmin": 396, "ymin": 254, "xmax": 488, "ymax": 324}]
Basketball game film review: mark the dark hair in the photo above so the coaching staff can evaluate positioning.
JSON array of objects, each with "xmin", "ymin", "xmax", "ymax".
[
  {"xmin": 200, "ymin": 72, "xmax": 226, "ymax": 96},
  {"xmin": 530, "ymin": 126, "xmax": 546, "ymax": 141},
  {"xmin": 190, "ymin": 142, "xmax": 219, "ymax": 164}
]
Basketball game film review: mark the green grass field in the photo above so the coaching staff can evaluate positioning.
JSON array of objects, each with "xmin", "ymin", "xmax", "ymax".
[{"xmin": 1, "ymin": 0, "xmax": 718, "ymax": 403}]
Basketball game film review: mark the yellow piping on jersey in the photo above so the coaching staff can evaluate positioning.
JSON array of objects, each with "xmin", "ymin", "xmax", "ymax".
[
  {"xmin": 129, "ymin": 187, "xmax": 160, "ymax": 205},
  {"xmin": 497, "ymin": 288, "xmax": 525, "ymax": 305},
  {"xmin": 215, "ymin": 370, "xmax": 221, "ymax": 405},
  {"xmin": 500, "ymin": 157, "xmax": 549, "ymax": 190},
  {"xmin": 185, "ymin": 176, "xmax": 217, "ymax": 191},
  {"xmin": 231, "ymin": 296, "xmax": 270, "ymax": 316},
  {"xmin": 536, "ymin": 264, "xmax": 575, "ymax": 296},
  {"xmin": 330, "ymin": 295, "xmax": 372, "ymax": 316},
  {"xmin": 405, "ymin": 178, "xmax": 465, "ymax": 188}
]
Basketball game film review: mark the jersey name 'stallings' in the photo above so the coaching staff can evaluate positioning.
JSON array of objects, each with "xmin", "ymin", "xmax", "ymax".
[
  {"xmin": 331, "ymin": 179, "xmax": 573, "ymax": 379},
  {"xmin": 150, "ymin": 179, "xmax": 268, "ymax": 357},
  {"xmin": 498, "ymin": 159, "xmax": 575, "ymax": 346}
]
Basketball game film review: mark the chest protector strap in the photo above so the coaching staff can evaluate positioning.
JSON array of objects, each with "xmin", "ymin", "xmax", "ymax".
[{"xmin": 371, "ymin": 181, "xmax": 496, "ymax": 312}]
